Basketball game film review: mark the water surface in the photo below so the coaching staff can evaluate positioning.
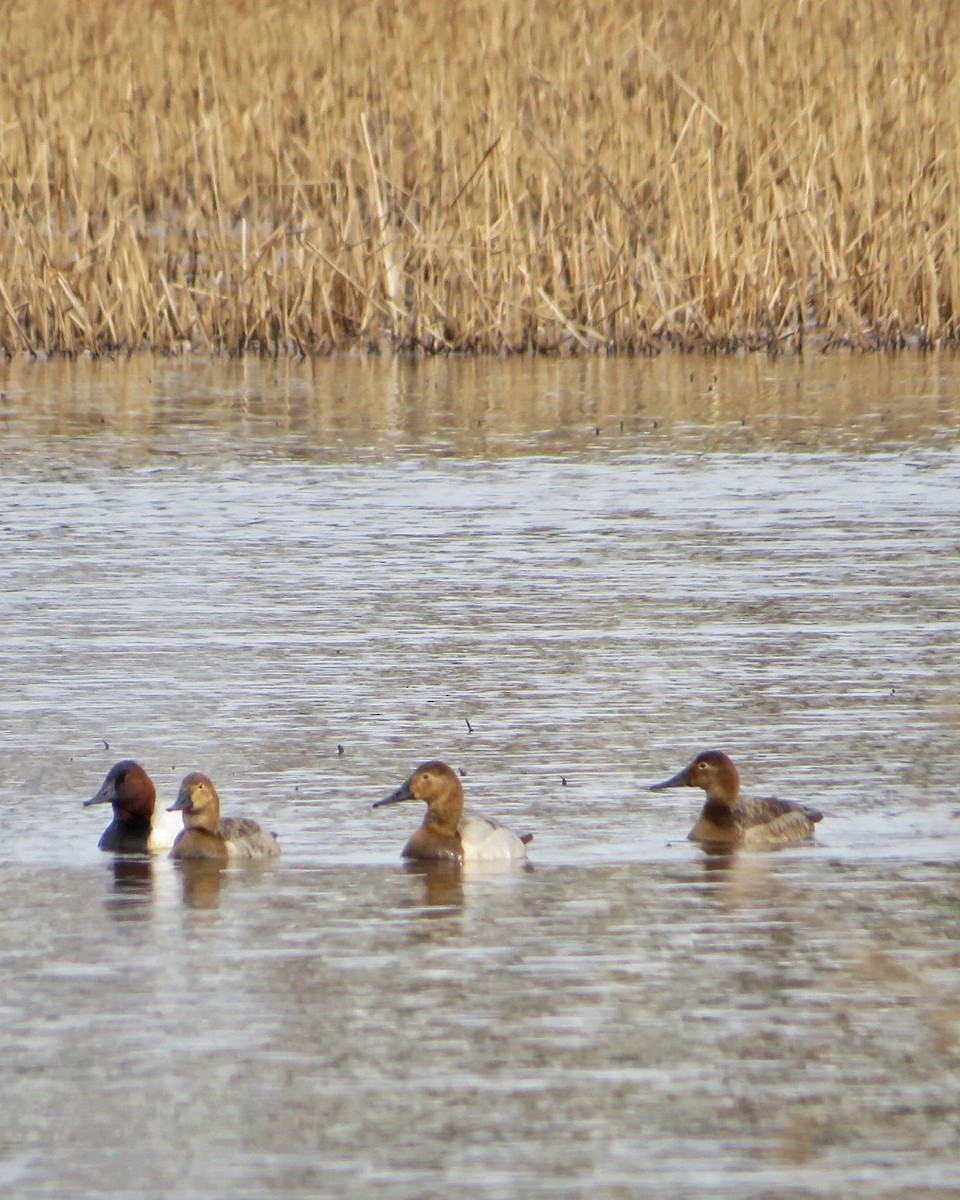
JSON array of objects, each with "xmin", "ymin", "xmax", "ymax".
[{"xmin": 1, "ymin": 354, "xmax": 958, "ymax": 1198}]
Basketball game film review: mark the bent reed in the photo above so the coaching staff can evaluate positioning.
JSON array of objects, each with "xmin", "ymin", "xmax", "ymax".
[{"xmin": 2, "ymin": 0, "xmax": 959, "ymax": 357}]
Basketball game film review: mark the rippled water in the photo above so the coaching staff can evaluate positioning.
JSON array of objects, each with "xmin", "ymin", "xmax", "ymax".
[{"xmin": 1, "ymin": 355, "xmax": 958, "ymax": 1198}]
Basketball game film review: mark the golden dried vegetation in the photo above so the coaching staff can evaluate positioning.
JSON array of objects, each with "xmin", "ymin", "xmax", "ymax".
[{"xmin": 2, "ymin": 0, "xmax": 959, "ymax": 355}]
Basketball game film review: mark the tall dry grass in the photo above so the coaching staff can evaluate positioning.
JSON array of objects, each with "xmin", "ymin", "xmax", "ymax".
[{"xmin": 1, "ymin": 0, "xmax": 959, "ymax": 355}]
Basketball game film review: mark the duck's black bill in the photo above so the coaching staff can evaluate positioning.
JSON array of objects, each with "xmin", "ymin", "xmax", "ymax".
[
  {"xmin": 83, "ymin": 785, "xmax": 113, "ymax": 808},
  {"xmin": 372, "ymin": 781, "xmax": 412, "ymax": 809},
  {"xmin": 649, "ymin": 768, "xmax": 690, "ymax": 791},
  {"xmin": 167, "ymin": 793, "xmax": 190, "ymax": 813}
]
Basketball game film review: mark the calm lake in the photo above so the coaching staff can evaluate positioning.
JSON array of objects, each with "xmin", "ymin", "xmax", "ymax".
[{"xmin": 1, "ymin": 353, "xmax": 958, "ymax": 1198}]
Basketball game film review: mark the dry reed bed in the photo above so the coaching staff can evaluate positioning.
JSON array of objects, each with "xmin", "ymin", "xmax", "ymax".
[{"xmin": 1, "ymin": 0, "xmax": 959, "ymax": 355}]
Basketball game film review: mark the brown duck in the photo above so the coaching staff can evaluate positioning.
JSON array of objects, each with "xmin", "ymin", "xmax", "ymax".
[
  {"xmin": 168, "ymin": 773, "xmax": 280, "ymax": 861},
  {"xmin": 650, "ymin": 750, "xmax": 823, "ymax": 849},
  {"xmin": 374, "ymin": 760, "xmax": 532, "ymax": 863}
]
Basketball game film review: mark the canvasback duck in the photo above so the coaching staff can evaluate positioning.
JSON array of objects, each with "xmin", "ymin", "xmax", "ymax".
[
  {"xmin": 84, "ymin": 760, "xmax": 180, "ymax": 853},
  {"xmin": 650, "ymin": 750, "xmax": 823, "ymax": 849},
  {"xmin": 373, "ymin": 760, "xmax": 532, "ymax": 863},
  {"xmin": 167, "ymin": 773, "xmax": 280, "ymax": 861}
]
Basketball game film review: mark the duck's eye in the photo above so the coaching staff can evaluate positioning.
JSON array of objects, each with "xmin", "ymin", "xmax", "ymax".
[{"xmin": 696, "ymin": 761, "xmax": 708, "ymax": 772}]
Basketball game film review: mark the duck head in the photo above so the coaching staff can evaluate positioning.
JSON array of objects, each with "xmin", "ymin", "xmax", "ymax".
[
  {"xmin": 374, "ymin": 760, "xmax": 464, "ymax": 836},
  {"xmin": 168, "ymin": 772, "xmax": 222, "ymax": 834},
  {"xmin": 84, "ymin": 761, "xmax": 157, "ymax": 822},
  {"xmin": 650, "ymin": 750, "xmax": 740, "ymax": 808}
]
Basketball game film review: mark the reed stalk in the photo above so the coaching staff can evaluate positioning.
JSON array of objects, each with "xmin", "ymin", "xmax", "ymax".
[{"xmin": 1, "ymin": 0, "xmax": 958, "ymax": 355}]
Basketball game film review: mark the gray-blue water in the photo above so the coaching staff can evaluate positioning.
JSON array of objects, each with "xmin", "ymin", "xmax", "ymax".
[{"xmin": 1, "ymin": 354, "xmax": 958, "ymax": 1198}]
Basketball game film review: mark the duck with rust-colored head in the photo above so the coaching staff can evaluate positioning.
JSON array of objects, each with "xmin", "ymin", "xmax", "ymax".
[
  {"xmin": 374, "ymin": 760, "xmax": 532, "ymax": 863},
  {"xmin": 84, "ymin": 760, "xmax": 181, "ymax": 853},
  {"xmin": 650, "ymin": 750, "xmax": 823, "ymax": 849},
  {"xmin": 168, "ymin": 773, "xmax": 280, "ymax": 861}
]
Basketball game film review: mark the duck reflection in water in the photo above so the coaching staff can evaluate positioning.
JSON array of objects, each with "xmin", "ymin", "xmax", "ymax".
[
  {"xmin": 699, "ymin": 848, "xmax": 739, "ymax": 876},
  {"xmin": 175, "ymin": 858, "xmax": 226, "ymax": 910},
  {"xmin": 402, "ymin": 858, "xmax": 466, "ymax": 911},
  {"xmin": 695, "ymin": 846, "xmax": 779, "ymax": 910},
  {"xmin": 103, "ymin": 856, "xmax": 156, "ymax": 921}
]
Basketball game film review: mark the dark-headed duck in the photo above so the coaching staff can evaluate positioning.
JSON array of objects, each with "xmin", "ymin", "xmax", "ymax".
[
  {"xmin": 374, "ymin": 760, "xmax": 532, "ymax": 863},
  {"xmin": 167, "ymin": 773, "xmax": 280, "ymax": 861},
  {"xmin": 650, "ymin": 750, "xmax": 823, "ymax": 849},
  {"xmin": 84, "ymin": 760, "xmax": 180, "ymax": 853}
]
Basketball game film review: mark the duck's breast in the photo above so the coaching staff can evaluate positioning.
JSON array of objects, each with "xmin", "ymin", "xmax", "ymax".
[
  {"xmin": 457, "ymin": 814, "xmax": 528, "ymax": 861},
  {"xmin": 97, "ymin": 820, "xmax": 145, "ymax": 854},
  {"xmin": 147, "ymin": 807, "xmax": 183, "ymax": 852},
  {"xmin": 170, "ymin": 829, "xmax": 229, "ymax": 862}
]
